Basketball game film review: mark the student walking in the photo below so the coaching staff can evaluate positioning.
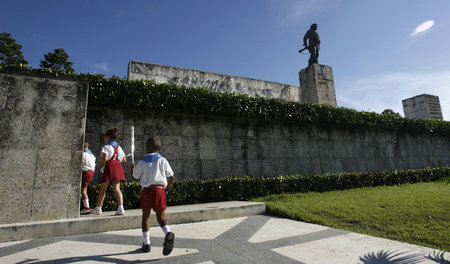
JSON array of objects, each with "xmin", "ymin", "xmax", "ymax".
[
  {"xmin": 81, "ymin": 140, "xmax": 96, "ymax": 214},
  {"xmin": 132, "ymin": 137, "xmax": 175, "ymax": 255},
  {"xmin": 91, "ymin": 128, "xmax": 126, "ymax": 216}
]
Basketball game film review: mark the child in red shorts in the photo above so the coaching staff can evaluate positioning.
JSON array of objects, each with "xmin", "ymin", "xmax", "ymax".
[
  {"xmin": 132, "ymin": 137, "xmax": 175, "ymax": 255},
  {"xmin": 81, "ymin": 140, "xmax": 96, "ymax": 214},
  {"xmin": 91, "ymin": 128, "xmax": 127, "ymax": 216}
]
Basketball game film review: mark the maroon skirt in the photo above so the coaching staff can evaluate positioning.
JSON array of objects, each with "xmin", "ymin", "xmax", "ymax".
[{"xmin": 100, "ymin": 160, "xmax": 125, "ymax": 183}]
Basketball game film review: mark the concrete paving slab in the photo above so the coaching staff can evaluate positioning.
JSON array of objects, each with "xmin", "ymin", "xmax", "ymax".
[
  {"xmin": 248, "ymin": 217, "xmax": 328, "ymax": 243},
  {"xmin": 0, "ymin": 215, "xmax": 448, "ymax": 264},
  {"xmin": 272, "ymin": 232, "xmax": 448, "ymax": 264}
]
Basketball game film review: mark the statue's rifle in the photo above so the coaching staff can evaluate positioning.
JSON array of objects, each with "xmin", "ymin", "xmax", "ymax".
[{"xmin": 298, "ymin": 47, "xmax": 309, "ymax": 54}]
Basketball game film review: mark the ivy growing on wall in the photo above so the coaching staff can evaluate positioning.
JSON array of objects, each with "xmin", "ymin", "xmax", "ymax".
[{"xmin": 1, "ymin": 65, "xmax": 449, "ymax": 136}]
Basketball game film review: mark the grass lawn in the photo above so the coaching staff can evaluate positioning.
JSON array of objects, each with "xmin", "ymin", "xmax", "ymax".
[{"xmin": 253, "ymin": 182, "xmax": 450, "ymax": 251}]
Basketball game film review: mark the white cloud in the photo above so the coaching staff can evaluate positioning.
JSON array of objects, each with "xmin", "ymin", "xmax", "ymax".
[
  {"xmin": 410, "ymin": 20, "xmax": 434, "ymax": 37},
  {"xmin": 92, "ymin": 62, "xmax": 109, "ymax": 72},
  {"xmin": 336, "ymin": 70, "xmax": 450, "ymax": 120}
]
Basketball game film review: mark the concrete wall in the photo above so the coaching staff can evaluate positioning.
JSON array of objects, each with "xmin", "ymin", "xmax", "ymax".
[
  {"xmin": 128, "ymin": 60, "xmax": 301, "ymax": 102},
  {"xmin": 86, "ymin": 107, "xmax": 450, "ymax": 182},
  {"xmin": 402, "ymin": 94, "xmax": 444, "ymax": 120},
  {"xmin": 0, "ymin": 73, "xmax": 88, "ymax": 224}
]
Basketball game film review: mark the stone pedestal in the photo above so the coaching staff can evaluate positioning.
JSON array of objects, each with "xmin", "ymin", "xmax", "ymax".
[{"xmin": 299, "ymin": 64, "xmax": 337, "ymax": 106}]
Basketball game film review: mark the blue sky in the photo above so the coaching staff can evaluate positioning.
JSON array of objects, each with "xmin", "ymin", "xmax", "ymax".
[{"xmin": 2, "ymin": 0, "xmax": 450, "ymax": 119}]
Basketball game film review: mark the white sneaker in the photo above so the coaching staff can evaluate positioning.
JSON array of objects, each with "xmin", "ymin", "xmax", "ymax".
[
  {"xmin": 91, "ymin": 206, "xmax": 102, "ymax": 215},
  {"xmin": 80, "ymin": 208, "xmax": 91, "ymax": 215},
  {"xmin": 115, "ymin": 208, "xmax": 125, "ymax": 215}
]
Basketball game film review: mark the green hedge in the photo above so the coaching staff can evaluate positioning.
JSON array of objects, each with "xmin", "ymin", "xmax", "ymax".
[
  {"xmin": 1, "ymin": 66, "xmax": 449, "ymax": 136},
  {"xmin": 87, "ymin": 167, "xmax": 449, "ymax": 211}
]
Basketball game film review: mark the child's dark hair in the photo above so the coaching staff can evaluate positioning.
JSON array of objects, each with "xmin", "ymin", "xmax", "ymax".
[
  {"xmin": 146, "ymin": 137, "xmax": 161, "ymax": 153},
  {"xmin": 105, "ymin": 128, "xmax": 119, "ymax": 140},
  {"xmin": 84, "ymin": 140, "xmax": 89, "ymax": 148}
]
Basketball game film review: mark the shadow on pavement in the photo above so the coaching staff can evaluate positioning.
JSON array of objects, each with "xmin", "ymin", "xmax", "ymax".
[
  {"xmin": 359, "ymin": 249, "xmax": 449, "ymax": 264},
  {"xmin": 14, "ymin": 250, "xmax": 154, "ymax": 264}
]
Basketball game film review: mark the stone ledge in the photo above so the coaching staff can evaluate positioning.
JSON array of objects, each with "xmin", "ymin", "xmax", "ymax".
[{"xmin": 0, "ymin": 201, "xmax": 265, "ymax": 243}]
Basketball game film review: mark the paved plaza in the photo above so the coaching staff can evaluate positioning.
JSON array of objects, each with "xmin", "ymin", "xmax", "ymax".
[{"xmin": 0, "ymin": 215, "xmax": 448, "ymax": 264}]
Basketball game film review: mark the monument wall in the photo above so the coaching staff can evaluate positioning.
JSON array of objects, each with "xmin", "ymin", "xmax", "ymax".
[
  {"xmin": 128, "ymin": 60, "xmax": 301, "ymax": 102},
  {"xmin": 0, "ymin": 73, "xmax": 88, "ymax": 224},
  {"xmin": 86, "ymin": 107, "xmax": 450, "ymax": 182},
  {"xmin": 402, "ymin": 94, "xmax": 444, "ymax": 120}
]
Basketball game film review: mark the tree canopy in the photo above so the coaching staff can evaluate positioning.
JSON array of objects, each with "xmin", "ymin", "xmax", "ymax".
[
  {"xmin": 382, "ymin": 109, "xmax": 402, "ymax": 118},
  {"xmin": 40, "ymin": 48, "xmax": 74, "ymax": 72},
  {"xmin": 0, "ymin": 32, "xmax": 28, "ymax": 67}
]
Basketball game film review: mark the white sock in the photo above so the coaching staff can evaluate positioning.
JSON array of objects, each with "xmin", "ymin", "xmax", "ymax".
[
  {"xmin": 95, "ymin": 206, "xmax": 102, "ymax": 212},
  {"xmin": 143, "ymin": 231, "xmax": 150, "ymax": 245},
  {"xmin": 82, "ymin": 199, "xmax": 90, "ymax": 209},
  {"xmin": 162, "ymin": 225, "xmax": 171, "ymax": 235},
  {"xmin": 117, "ymin": 205, "xmax": 124, "ymax": 211}
]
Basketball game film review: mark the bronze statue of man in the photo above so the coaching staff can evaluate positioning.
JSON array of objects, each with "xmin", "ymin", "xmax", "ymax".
[{"xmin": 302, "ymin": 23, "xmax": 320, "ymax": 66}]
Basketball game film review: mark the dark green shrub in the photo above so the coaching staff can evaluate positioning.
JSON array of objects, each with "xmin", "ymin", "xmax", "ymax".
[
  {"xmin": 87, "ymin": 167, "xmax": 449, "ymax": 210},
  {"xmin": 87, "ymin": 182, "xmax": 142, "ymax": 211}
]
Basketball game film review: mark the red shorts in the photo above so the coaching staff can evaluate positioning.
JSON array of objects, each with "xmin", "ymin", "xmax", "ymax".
[
  {"xmin": 82, "ymin": 171, "xmax": 94, "ymax": 187},
  {"xmin": 140, "ymin": 187, "xmax": 167, "ymax": 212},
  {"xmin": 101, "ymin": 160, "xmax": 125, "ymax": 183}
]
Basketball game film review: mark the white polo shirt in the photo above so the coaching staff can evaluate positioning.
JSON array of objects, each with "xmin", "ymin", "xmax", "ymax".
[
  {"xmin": 101, "ymin": 142, "xmax": 125, "ymax": 161},
  {"xmin": 132, "ymin": 153, "xmax": 174, "ymax": 188},
  {"xmin": 82, "ymin": 150, "xmax": 96, "ymax": 172}
]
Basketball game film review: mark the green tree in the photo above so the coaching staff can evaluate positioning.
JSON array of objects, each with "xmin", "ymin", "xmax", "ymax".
[
  {"xmin": 40, "ymin": 48, "xmax": 74, "ymax": 72},
  {"xmin": 0, "ymin": 32, "xmax": 28, "ymax": 67},
  {"xmin": 381, "ymin": 109, "xmax": 402, "ymax": 118}
]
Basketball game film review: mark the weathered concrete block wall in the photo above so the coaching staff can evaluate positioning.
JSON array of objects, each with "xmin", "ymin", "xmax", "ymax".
[
  {"xmin": 402, "ymin": 94, "xmax": 444, "ymax": 120},
  {"xmin": 86, "ymin": 107, "xmax": 449, "ymax": 182},
  {"xmin": 299, "ymin": 64, "xmax": 337, "ymax": 106},
  {"xmin": 128, "ymin": 60, "xmax": 300, "ymax": 102},
  {"xmin": 0, "ymin": 73, "xmax": 88, "ymax": 224}
]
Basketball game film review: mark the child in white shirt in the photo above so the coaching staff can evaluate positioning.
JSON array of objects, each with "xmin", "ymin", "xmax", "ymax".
[
  {"xmin": 81, "ymin": 141, "xmax": 96, "ymax": 214},
  {"xmin": 132, "ymin": 137, "xmax": 175, "ymax": 255},
  {"xmin": 91, "ymin": 128, "xmax": 127, "ymax": 216}
]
